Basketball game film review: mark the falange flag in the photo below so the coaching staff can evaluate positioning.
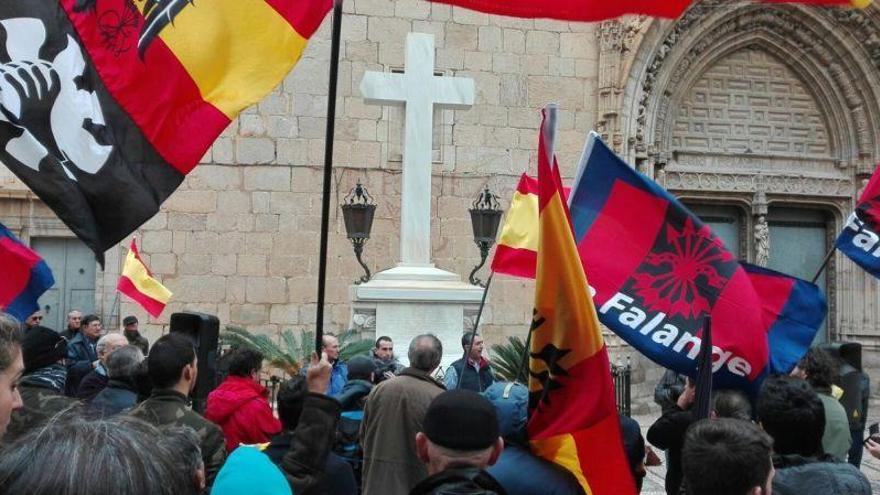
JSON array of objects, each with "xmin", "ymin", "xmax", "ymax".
[
  {"xmin": 837, "ymin": 165, "xmax": 880, "ymax": 279},
  {"xmin": 0, "ymin": 0, "xmax": 331, "ymax": 264},
  {"xmin": 568, "ymin": 134, "xmax": 827, "ymax": 391}
]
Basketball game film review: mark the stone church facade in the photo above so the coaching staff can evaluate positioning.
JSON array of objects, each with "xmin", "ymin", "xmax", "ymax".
[{"xmin": 1, "ymin": 0, "xmax": 879, "ymax": 410}]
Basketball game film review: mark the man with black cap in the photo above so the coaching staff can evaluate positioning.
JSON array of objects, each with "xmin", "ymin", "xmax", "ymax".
[
  {"xmin": 411, "ymin": 389, "xmax": 507, "ymax": 495},
  {"xmin": 122, "ymin": 316, "xmax": 149, "ymax": 356},
  {"xmin": 334, "ymin": 355, "xmax": 375, "ymax": 411},
  {"xmin": 7, "ymin": 326, "xmax": 78, "ymax": 442}
]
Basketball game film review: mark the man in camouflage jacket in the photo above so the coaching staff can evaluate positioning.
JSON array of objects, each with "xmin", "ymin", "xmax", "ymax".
[{"xmin": 128, "ymin": 334, "xmax": 226, "ymax": 485}]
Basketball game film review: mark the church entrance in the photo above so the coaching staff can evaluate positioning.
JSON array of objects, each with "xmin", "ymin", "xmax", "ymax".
[{"xmin": 31, "ymin": 237, "xmax": 96, "ymax": 332}]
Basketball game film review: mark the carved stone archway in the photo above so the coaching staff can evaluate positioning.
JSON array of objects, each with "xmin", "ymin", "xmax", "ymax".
[{"xmin": 619, "ymin": 1, "xmax": 880, "ymax": 340}]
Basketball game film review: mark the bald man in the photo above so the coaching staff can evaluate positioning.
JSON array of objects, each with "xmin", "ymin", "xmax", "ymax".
[{"xmin": 76, "ymin": 333, "xmax": 128, "ymax": 400}]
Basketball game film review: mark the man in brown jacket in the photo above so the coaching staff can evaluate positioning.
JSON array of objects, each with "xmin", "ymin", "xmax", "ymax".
[{"xmin": 361, "ymin": 334, "xmax": 445, "ymax": 494}]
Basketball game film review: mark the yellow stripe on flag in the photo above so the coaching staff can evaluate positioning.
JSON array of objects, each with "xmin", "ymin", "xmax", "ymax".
[
  {"xmin": 497, "ymin": 190, "xmax": 540, "ymax": 252},
  {"xmin": 535, "ymin": 194, "xmax": 605, "ymax": 362},
  {"xmin": 122, "ymin": 249, "xmax": 172, "ymax": 304},
  {"xmin": 531, "ymin": 434, "xmax": 592, "ymax": 493},
  {"xmin": 137, "ymin": 0, "xmax": 308, "ymax": 118},
  {"xmin": 852, "ymin": 0, "xmax": 872, "ymax": 7}
]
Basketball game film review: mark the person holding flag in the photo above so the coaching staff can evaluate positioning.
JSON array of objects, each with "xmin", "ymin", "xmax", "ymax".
[{"xmin": 527, "ymin": 104, "xmax": 637, "ymax": 495}]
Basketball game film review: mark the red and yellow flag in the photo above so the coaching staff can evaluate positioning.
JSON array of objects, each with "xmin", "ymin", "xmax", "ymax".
[
  {"xmin": 527, "ymin": 106, "xmax": 636, "ymax": 495},
  {"xmin": 117, "ymin": 239, "xmax": 172, "ymax": 318}
]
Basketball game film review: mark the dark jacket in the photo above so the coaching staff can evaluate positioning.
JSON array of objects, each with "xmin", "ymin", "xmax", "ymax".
[
  {"xmin": 205, "ymin": 375, "xmax": 282, "ymax": 452},
  {"xmin": 447, "ymin": 357, "xmax": 495, "ymax": 392},
  {"xmin": 124, "ymin": 331, "xmax": 149, "ymax": 356},
  {"xmin": 265, "ymin": 433, "xmax": 357, "ymax": 495},
  {"xmin": 6, "ymin": 383, "xmax": 79, "ymax": 443},
  {"xmin": 487, "ymin": 445, "xmax": 581, "ymax": 495},
  {"xmin": 646, "ymin": 406, "xmax": 694, "ymax": 495},
  {"xmin": 128, "ymin": 388, "xmax": 227, "ymax": 485},
  {"xmin": 65, "ymin": 333, "xmax": 98, "ymax": 396},
  {"xmin": 76, "ymin": 366, "xmax": 109, "ymax": 400},
  {"xmin": 334, "ymin": 378, "xmax": 372, "ymax": 411},
  {"xmin": 90, "ymin": 378, "xmax": 138, "ymax": 417},
  {"xmin": 772, "ymin": 454, "xmax": 871, "ymax": 495},
  {"xmin": 410, "ymin": 467, "xmax": 508, "ymax": 495},
  {"xmin": 372, "ymin": 352, "xmax": 404, "ymax": 382},
  {"xmin": 277, "ymin": 393, "xmax": 343, "ymax": 494}
]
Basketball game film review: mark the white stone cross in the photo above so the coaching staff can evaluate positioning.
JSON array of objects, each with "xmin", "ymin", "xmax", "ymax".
[{"xmin": 359, "ymin": 33, "xmax": 474, "ymax": 267}]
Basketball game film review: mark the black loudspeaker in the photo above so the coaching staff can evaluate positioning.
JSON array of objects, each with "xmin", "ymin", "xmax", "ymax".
[{"xmin": 170, "ymin": 312, "xmax": 220, "ymax": 414}]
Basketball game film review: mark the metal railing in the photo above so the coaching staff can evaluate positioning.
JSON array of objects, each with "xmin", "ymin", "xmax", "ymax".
[{"xmin": 612, "ymin": 359, "xmax": 632, "ymax": 417}]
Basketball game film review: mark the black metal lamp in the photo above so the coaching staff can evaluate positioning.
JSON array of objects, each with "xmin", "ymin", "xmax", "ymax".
[
  {"xmin": 468, "ymin": 186, "xmax": 503, "ymax": 287},
  {"xmin": 341, "ymin": 181, "xmax": 376, "ymax": 284}
]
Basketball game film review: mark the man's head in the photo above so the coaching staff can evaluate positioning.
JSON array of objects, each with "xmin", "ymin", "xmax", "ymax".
[
  {"xmin": 81, "ymin": 315, "xmax": 103, "ymax": 340},
  {"xmin": 322, "ymin": 334, "xmax": 339, "ymax": 362},
  {"xmin": 21, "ymin": 326, "xmax": 68, "ymax": 374},
  {"xmin": 122, "ymin": 316, "xmax": 139, "ymax": 335},
  {"xmin": 66, "ymin": 311, "xmax": 82, "ymax": 331},
  {"xmin": 712, "ymin": 389, "xmax": 753, "ymax": 421},
  {"xmin": 408, "ymin": 334, "xmax": 443, "ymax": 373},
  {"xmin": 24, "ymin": 312, "xmax": 43, "ymax": 329},
  {"xmin": 105, "ymin": 345, "xmax": 145, "ymax": 380},
  {"xmin": 0, "ymin": 314, "xmax": 24, "ymax": 440},
  {"xmin": 756, "ymin": 375, "xmax": 824, "ymax": 457},
  {"xmin": 683, "ymin": 418, "xmax": 774, "ymax": 495},
  {"xmin": 158, "ymin": 425, "xmax": 205, "ymax": 494},
  {"xmin": 227, "ymin": 348, "xmax": 263, "ymax": 381},
  {"xmin": 792, "ymin": 347, "xmax": 838, "ymax": 391},
  {"xmin": 347, "ymin": 355, "xmax": 376, "ymax": 382},
  {"xmin": 462, "ymin": 333, "xmax": 484, "ymax": 361},
  {"xmin": 96, "ymin": 333, "xmax": 128, "ymax": 363},
  {"xmin": 374, "ymin": 336, "xmax": 394, "ymax": 361},
  {"xmin": 416, "ymin": 389, "xmax": 503, "ymax": 475},
  {"xmin": 276, "ymin": 376, "xmax": 308, "ymax": 431},
  {"xmin": 146, "ymin": 334, "xmax": 197, "ymax": 392}
]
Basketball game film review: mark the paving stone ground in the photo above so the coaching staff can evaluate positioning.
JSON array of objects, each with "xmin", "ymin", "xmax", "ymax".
[{"xmin": 633, "ymin": 409, "xmax": 880, "ymax": 494}]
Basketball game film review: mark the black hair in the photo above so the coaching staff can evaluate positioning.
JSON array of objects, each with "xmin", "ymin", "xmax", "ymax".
[
  {"xmin": 461, "ymin": 333, "xmax": 480, "ymax": 348},
  {"xmin": 146, "ymin": 334, "xmax": 196, "ymax": 389},
  {"xmin": 227, "ymin": 348, "xmax": 264, "ymax": 377},
  {"xmin": 157, "ymin": 426, "xmax": 202, "ymax": 495},
  {"xmin": 81, "ymin": 314, "xmax": 101, "ymax": 328},
  {"xmin": 797, "ymin": 347, "xmax": 839, "ymax": 391},
  {"xmin": 276, "ymin": 376, "xmax": 308, "ymax": 431},
  {"xmin": 0, "ymin": 313, "xmax": 22, "ymax": 373},
  {"xmin": 756, "ymin": 375, "xmax": 825, "ymax": 456},
  {"xmin": 683, "ymin": 418, "xmax": 773, "ymax": 495},
  {"xmin": 375, "ymin": 336, "xmax": 392, "ymax": 348},
  {"xmin": 712, "ymin": 389, "xmax": 752, "ymax": 421}
]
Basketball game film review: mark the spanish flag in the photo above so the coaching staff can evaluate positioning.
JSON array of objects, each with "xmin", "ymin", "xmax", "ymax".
[
  {"xmin": 117, "ymin": 239, "xmax": 172, "ymax": 318},
  {"xmin": 528, "ymin": 105, "xmax": 636, "ymax": 494},
  {"xmin": 0, "ymin": 1, "xmax": 330, "ymax": 263}
]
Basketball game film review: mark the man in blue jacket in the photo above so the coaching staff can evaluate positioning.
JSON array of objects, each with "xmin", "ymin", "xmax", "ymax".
[{"xmin": 65, "ymin": 314, "xmax": 102, "ymax": 396}]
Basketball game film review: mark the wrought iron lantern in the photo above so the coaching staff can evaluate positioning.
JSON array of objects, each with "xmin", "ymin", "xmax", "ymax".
[
  {"xmin": 341, "ymin": 181, "xmax": 376, "ymax": 284},
  {"xmin": 468, "ymin": 186, "xmax": 503, "ymax": 287}
]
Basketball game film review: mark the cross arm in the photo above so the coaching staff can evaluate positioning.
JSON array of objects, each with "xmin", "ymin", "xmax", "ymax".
[{"xmin": 359, "ymin": 71, "xmax": 407, "ymax": 106}]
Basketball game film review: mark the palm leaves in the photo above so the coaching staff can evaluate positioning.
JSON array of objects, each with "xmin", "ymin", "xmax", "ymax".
[
  {"xmin": 220, "ymin": 326, "xmax": 373, "ymax": 377},
  {"xmin": 490, "ymin": 335, "xmax": 528, "ymax": 383}
]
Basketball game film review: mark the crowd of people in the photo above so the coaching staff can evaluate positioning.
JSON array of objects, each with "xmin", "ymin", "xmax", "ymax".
[{"xmin": 0, "ymin": 309, "xmax": 879, "ymax": 495}]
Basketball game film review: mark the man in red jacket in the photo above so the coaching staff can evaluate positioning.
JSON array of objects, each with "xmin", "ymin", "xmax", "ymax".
[{"xmin": 206, "ymin": 348, "xmax": 281, "ymax": 451}]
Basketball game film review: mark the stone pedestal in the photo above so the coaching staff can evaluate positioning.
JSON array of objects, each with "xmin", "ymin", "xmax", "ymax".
[{"xmin": 349, "ymin": 266, "xmax": 484, "ymax": 369}]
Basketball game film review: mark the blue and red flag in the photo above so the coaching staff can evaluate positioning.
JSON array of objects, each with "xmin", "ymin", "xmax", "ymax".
[
  {"xmin": 0, "ymin": 223, "xmax": 55, "ymax": 322},
  {"xmin": 836, "ymin": 165, "xmax": 880, "ymax": 279},
  {"xmin": 568, "ymin": 133, "xmax": 826, "ymax": 391}
]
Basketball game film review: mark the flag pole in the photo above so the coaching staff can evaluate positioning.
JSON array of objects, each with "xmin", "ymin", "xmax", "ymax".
[
  {"xmin": 315, "ymin": 0, "xmax": 344, "ymax": 355},
  {"xmin": 811, "ymin": 246, "xmax": 836, "ymax": 284},
  {"xmin": 454, "ymin": 273, "xmax": 494, "ymax": 389}
]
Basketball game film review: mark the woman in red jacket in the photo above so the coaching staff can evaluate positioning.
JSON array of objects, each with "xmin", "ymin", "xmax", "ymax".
[{"xmin": 206, "ymin": 348, "xmax": 281, "ymax": 452}]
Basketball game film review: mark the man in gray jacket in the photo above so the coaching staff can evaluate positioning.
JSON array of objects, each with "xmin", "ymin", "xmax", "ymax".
[
  {"xmin": 361, "ymin": 334, "xmax": 445, "ymax": 494},
  {"xmin": 756, "ymin": 375, "xmax": 870, "ymax": 495}
]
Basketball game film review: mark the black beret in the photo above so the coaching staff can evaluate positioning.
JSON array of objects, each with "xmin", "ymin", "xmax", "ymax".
[
  {"xmin": 22, "ymin": 326, "xmax": 68, "ymax": 373},
  {"xmin": 422, "ymin": 389, "xmax": 500, "ymax": 451}
]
